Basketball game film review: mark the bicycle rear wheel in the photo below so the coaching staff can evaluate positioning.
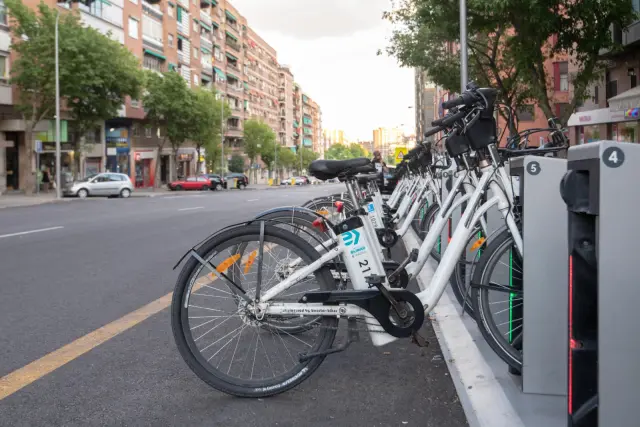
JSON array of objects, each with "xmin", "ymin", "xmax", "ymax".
[
  {"xmin": 418, "ymin": 203, "xmax": 443, "ymax": 263},
  {"xmin": 171, "ymin": 223, "xmax": 338, "ymax": 397}
]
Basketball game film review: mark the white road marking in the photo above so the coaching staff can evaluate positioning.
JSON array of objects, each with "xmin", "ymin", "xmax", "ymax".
[
  {"xmin": 163, "ymin": 195, "xmax": 204, "ymax": 200},
  {"xmin": 178, "ymin": 206, "xmax": 204, "ymax": 211},
  {"xmin": 0, "ymin": 226, "xmax": 65, "ymax": 239},
  {"xmin": 247, "ymin": 198, "xmax": 259, "ymax": 202}
]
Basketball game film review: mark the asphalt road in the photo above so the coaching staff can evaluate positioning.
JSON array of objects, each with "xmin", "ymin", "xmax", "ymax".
[{"xmin": 0, "ymin": 185, "xmax": 467, "ymax": 427}]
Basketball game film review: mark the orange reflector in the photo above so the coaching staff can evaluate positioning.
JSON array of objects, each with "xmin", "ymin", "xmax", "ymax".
[
  {"xmin": 215, "ymin": 253, "xmax": 241, "ymax": 274},
  {"xmin": 470, "ymin": 237, "xmax": 486, "ymax": 251},
  {"xmin": 316, "ymin": 208, "xmax": 329, "ymax": 216},
  {"xmin": 244, "ymin": 250, "xmax": 258, "ymax": 274},
  {"xmin": 334, "ymin": 201, "xmax": 344, "ymax": 213},
  {"xmin": 312, "ymin": 217, "xmax": 328, "ymax": 233}
]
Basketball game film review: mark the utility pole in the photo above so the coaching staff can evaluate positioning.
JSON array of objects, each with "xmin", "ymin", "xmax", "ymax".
[
  {"xmin": 54, "ymin": 8, "xmax": 62, "ymax": 199},
  {"xmin": 460, "ymin": 0, "xmax": 468, "ymax": 93},
  {"xmin": 220, "ymin": 94, "xmax": 225, "ymax": 174}
]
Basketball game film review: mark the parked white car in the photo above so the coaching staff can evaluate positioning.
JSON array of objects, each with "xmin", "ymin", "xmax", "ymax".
[{"xmin": 63, "ymin": 173, "xmax": 134, "ymax": 198}]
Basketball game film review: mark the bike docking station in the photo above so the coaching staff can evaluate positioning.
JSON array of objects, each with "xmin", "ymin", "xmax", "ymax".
[{"xmin": 562, "ymin": 141, "xmax": 640, "ymax": 427}]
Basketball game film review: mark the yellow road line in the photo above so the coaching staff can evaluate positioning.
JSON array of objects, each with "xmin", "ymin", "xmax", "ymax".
[{"xmin": 0, "ymin": 243, "xmax": 280, "ymax": 401}]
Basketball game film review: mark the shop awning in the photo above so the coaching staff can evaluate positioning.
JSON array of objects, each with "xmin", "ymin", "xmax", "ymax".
[
  {"xmin": 243, "ymin": 82, "xmax": 249, "ymax": 90},
  {"xmin": 225, "ymin": 10, "xmax": 237, "ymax": 21},
  {"xmin": 226, "ymin": 72, "xmax": 239, "ymax": 80},
  {"xmin": 211, "ymin": 21, "xmax": 219, "ymax": 28},
  {"xmin": 608, "ymin": 86, "xmax": 640, "ymax": 111},
  {"xmin": 143, "ymin": 49, "xmax": 166, "ymax": 61},
  {"xmin": 213, "ymin": 67, "xmax": 226, "ymax": 80},
  {"xmin": 199, "ymin": 20, "xmax": 212, "ymax": 31},
  {"xmin": 225, "ymin": 52, "xmax": 238, "ymax": 61},
  {"xmin": 567, "ymin": 107, "xmax": 632, "ymax": 127},
  {"xmin": 201, "ymin": 46, "xmax": 211, "ymax": 53},
  {"xmin": 225, "ymin": 31, "xmax": 237, "ymax": 41}
]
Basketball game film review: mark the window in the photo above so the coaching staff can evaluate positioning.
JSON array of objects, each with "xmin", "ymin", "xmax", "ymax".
[
  {"xmin": 555, "ymin": 103, "xmax": 571, "ymax": 118},
  {"xmin": 0, "ymin": 56, "xmax": 8, "ymax": 82},
  {"xmin": 142, "ymin": 15, "xmax": 163, "ymax": 45},
  {"xmin": 186, "ymin": 177, "xmax": 196, "ymax": 182},
  {"xmin": 128, "ymin": 17, "xmax": 139, "ymax": 39},
  {"xmin": 630, "ymin": 68, "xmax": 637, "ymax": 89},
  {"xmin": 0, "ymin": 0, "xmax": 7, "ymax": 26},
  {"xmin": 193, "ymin": 74, "xmax": 199, "ymax": 86},
  {"xmin": 143, "ymin": 54, "xmax": 163, "ymax": 72},
  {"xmin": 168, "ymin": 4, "xmax": 174, "ymax": 17},
  {"xmin": 168, "ymin": 34, "xmax": 174, "ymax": 47},
  {"xmin": 177, "ymin": 37, "xmax": 183, "ymax": 51},
  {"xmin": 634, "ymin": 0, "xmax": 640, "ymax": 12},
  {"xmin": 130, "ymin": 0, "xmax": 137, "ymax": 4},
  {"xmin": 193, "ymin": 47, "xmax": 198, "ymax": 59},
  {"xmin": 193, "ymin": 20, "xmax": 198, "ymax": 31},
  {"xmin": 214, "ymin": 46, "xmax": 223, "ymax": 61},
  {"xmin": 594, "ymin": 85, "xmax": 599, "ymax": 104},
  {"xmin": 131, "ymin": 99, "xmax": 140, "ymax": 108},
  {"xmin": 145, "ymin": 126, "xmax": 152, "ymax": 138},
  {"xmin": 554, "ymin": 61, "xmax": 568, "ymax": 91},
  {"xmin": 132, "ymin": 124, "xmax": 140, "ymax": 136}
]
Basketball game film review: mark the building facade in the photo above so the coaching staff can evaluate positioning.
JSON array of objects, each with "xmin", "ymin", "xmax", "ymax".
[
  {"xmin": 278, "ymin": 65, "xmax": 294, "ymax": 148},
  {"xmin": 414, "ymin": 69, "xmax": 436, "ymax": 141},
  {"xmin": 0, "ymin": 0, "xmax": 322, "ymax": 193}
]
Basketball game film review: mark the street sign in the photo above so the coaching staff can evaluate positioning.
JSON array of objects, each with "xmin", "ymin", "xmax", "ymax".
[
  {"xmin": 394, "ymin": 147, "xmax": 408, "ymax": 163},
  {"xmin": 35, "ymin": 140, "xmax": 42, "ymax": 153}
]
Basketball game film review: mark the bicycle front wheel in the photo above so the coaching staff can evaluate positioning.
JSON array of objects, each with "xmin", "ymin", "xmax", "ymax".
[
  {"xmin": 171, "ymin": 223, "xmax": 338, "ymax": 397},
  {"xmin": 470, "ymin": 228, "xmax": 523, "ymax": 370}
]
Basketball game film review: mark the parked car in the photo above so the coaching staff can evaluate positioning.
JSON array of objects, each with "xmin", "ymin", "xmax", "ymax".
[
  {"xmin": 206, "ymin": 174, "xmax": 227, "ymax": 190},
  {"xmin": 168, "ymin": 176, "xmax": 212, "ymax": 191},
  {"xmin": 63, "ymin": 172, "xmax": 134, "ymax": 199},
  {"xmin": 225, "ymin": 173, "xmax": 249, "ymax": 189},
  {"xmin": 280, "ymin": 177, "xmax": 305, "ymax": 186},
  {"xmin": 309, "ymin": 177, "xmax": 322, "ymax": 185}
]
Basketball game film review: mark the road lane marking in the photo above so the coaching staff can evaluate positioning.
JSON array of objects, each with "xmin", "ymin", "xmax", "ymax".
[
  {"xmin": 163, "ymin": 195, "xmax": 204, "ymax": 200},
  {"xmin": 0, "ymin": 244, "xmax": 278, "ymax": 400},
  {"xmin": 0, "ymin": 226, "xmax": 64, "ymax": 240},
  {"xmin": 247, "ymin": 198, "xmax": 259, "ymax": 202},
  {"xmin": 178, "ymin": 207, "xmax": 204, "ymax": 211}
]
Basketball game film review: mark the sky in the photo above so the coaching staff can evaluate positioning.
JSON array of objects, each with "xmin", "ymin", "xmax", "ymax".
[{"xmin": 232, "ymin": 0, "xmax": 416, "ymax": 141}]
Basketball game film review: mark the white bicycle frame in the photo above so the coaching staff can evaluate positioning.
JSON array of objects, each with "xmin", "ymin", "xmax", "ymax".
[{"xmin": 259, "ymin": 159, "xmax": 523, "ymax": 347}]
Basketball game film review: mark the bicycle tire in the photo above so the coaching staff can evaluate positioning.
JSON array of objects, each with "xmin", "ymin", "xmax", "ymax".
[
  {"xmin": 418, "ymin": 203, "xmax": 443, "ymax": 263},
  {"xmin": 470, "ymin": 228, "xmax": 523, "ymax": 370},
  {"xmin": 448, "ymin": 227, "xmax": 483, "ymax": 319},
  {"xmin": 171, "ymin": 224, "xmax": 338, "ymax": 398}
]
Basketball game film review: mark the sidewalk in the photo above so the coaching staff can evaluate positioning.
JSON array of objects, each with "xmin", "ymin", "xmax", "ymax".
[{"xmin": 0, "ymin": 193, "xmax": 71, "ymax": 210}]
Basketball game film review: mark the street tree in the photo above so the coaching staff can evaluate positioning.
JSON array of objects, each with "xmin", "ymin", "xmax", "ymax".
[
  {"xmin": 189, "ymin": 88, "xmax": 227, "ymax": 174},
  {"xmin": 5, "ymin": 0, "xmax": 143, "ymax": 193},
  {"xmin": 277, "ymin": 146, "xmax": 296, "ymax": 176},
  {"xmin": 348, "ymin": 143, "xmax": 367, "ymax": 158},
  {"xmin": 243, "ymin": 119, "xmax": 275, "ymax": 183},
  {"xmin": 228, "ymin": 154, "xmax": 245, "ymax": 174},
  {"xmin": 258, "ymin": 138, "xmax": 277, "ymax": 178},
  {"xmin": 383, "ymin": 0, "xmax": 636, "ymax": 126},
  {"xmin": 143, "ymin": 71, "xmax": 193, "ymax": 183},
  {"xmin": 325, "ymin": 143, "xmax": 351, "ymax": 160},
  {"xmin": 300, "ymin": 147, "xmax": 319, "ymax": 172}
]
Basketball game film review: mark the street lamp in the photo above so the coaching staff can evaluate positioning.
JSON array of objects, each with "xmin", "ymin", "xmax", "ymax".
[
  {"xmin": 220, "ymin": 94, "xmax": 225, "ymax": 174},
  {"xmin": 54, "ymin": 4, "xmax": 64, "ymax": 199}
]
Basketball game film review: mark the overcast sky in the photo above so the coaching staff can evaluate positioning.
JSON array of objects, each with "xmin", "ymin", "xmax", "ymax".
[{"xmin": 232, "ymin": 0, "xmax": 415, "ymax": 141}]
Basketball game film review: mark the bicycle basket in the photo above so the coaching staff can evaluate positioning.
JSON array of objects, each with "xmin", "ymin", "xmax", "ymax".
[
  {"xmin": 465, "ymin": 116, "xmax": 497, "ymax": 150},
  {"xmin": 445, "ymin": 131, "xmax": 470, "ymax": 157}
]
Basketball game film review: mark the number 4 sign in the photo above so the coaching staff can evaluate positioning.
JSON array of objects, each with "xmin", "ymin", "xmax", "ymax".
[{"xmin": 602, "ymin": 146, "xmax": 625, "ymax": 168}]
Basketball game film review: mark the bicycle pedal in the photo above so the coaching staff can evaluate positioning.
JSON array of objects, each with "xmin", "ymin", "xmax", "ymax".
[
  {"xmin": 410, "ymin": 331, "xmax": 429, "ymax": 348},
  {"xmin": 409, "ymin": 249, "xmax": 419, "ymax": 262}
]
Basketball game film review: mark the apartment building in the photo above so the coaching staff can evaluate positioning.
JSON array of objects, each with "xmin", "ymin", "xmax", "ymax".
[
  {"xmin": 278, "ymin": 65, "xmax": 294, "ymax": 147},
  {"xmin": 567, "ymin": 6, "xmax": 640, "ymax": 145},
  {"xmin": 322, "ymin": 129, "xmax": 345, "ymax": 146},
  {"xmin": 0, "ymin": 0, "xmax": 323, "ymax": 192},
  {"xmin": 373, "ymin": 127, "xmax": 404, "ymax": 158},
  {"xmin": 414, "ymin": 69, "xmax": 436, "ymax": 141}
]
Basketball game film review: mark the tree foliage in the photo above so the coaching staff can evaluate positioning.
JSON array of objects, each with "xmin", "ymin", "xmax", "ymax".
[
  {"xmin": 277, "ymin": 146, "xmax": 296, "ymax": 172},
  {"xmin": 383, "ymin": 0, "xmax": 636, "ymax": 126},
  {"xmin": 189, "ymin": 88, "xmax": 227, "ymax": 173},
  {"xmin": 228, "ymin": 154, "xmax": 245, "ymax": 173},
  {"xmin": 258, "ymin": 138, "xmax": 277, "ymax": 176},
  {"xmin": 300, "ymin": 147, "xmax": 319, "ymax": 172},
  {"xmin": 325, "ymin": 143, "xmax": 368, "ymax": 160},
  {"xmin": 6, "ymin": 0, "xmax": 143, "ymax": 192},
  {"xmin": 243, "ymin": 119, "xmax": 276, "ymax": 183},
  {"xmin": 143, "ymin": 71, "xmax": 193, "ymax": 182}
]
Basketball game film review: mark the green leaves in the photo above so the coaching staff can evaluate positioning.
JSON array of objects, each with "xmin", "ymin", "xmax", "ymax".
[
  {"xmin": 325, "ymin": 143, "xmax": 366, "ymax": 160},
  {"xmin": 383, "ymin": 0, "xmax": 636, "ymax": 126},
  {"xmin": 243, "ymin": 119, "xmax": 276, "ymax": 163}
]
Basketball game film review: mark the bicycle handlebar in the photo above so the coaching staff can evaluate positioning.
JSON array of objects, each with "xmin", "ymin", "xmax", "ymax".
[{"xmin": 442, "ymin": 92, "xmax": 477, "ymax": 110}]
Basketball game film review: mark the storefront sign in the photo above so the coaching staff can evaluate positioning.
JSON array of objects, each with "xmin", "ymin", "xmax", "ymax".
[
  {"xmin": 568, "ymin": 107, "xmax": 637, "ymax": 127},
  {"xmin": 579, "ymin": 116, "xmax": 592, "ymax": 123},
  {"xmin": 135, "ymin": 151, "xmax": 154, "ymax": 160},
  {"xmin": 107, "ymin": 147, "xmax": 117, "ymax": 156},
  {"xmin": 178, "ymin": 153, "xmax": 193, "ymax": 161},
  {"xmin": 41, "ymin": 141, "xmax": 73, "ymax": 152},
  {"xmin": 624, "ymin": 108, "xmax": 640, "ymax": 119}
]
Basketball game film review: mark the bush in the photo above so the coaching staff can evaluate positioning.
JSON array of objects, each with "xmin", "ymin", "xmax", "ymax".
[{"xmin": 228, "ymin": 154, "xmax": 245, "ymax": 173}]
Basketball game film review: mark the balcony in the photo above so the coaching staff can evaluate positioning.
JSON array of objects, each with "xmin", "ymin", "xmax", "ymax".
[
  {"xmin": 226, "ymin": 38, "xmax": 241, "ymax": 52},
  {"xmin": 225, "ymin": 126, "xmax": 243, "ymax": 138},
  {"xmin": 201, "ymin": 35, "xmax": 213, "ymax": 51},
  {"xmin": 177, "ymin": 0, "xmax": 188, "ymax": 8},
  {"xmin": 623, "ymin": 20, "xmax": 640, "ymax": 46},
  {"xmin": 227, "ymin": 84, "xmax": 243, "ymax": 93},
  {"xmin": 199, "ymin": 10, "xmax": 212, "ymax": 26},
  {"xmin": 177, "ymin": 21, "xmax": 189, "ymax": 37},
  {"xmin": 226, "ymin": 61, "xmax": 240, "ymax": 73},
  {"xmin": 178, "ymin": 51, "xmax": 189, "ymax": 65}
]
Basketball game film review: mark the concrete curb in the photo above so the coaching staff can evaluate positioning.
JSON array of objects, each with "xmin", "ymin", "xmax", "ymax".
[{"xmin": 403, "ymin": 228, "xmax": 525, "ymax": 427}]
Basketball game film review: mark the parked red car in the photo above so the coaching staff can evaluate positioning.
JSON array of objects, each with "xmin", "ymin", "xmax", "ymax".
[{"xmin": 168, "ymin": 176, "xmax": 212, "ymax": 191}]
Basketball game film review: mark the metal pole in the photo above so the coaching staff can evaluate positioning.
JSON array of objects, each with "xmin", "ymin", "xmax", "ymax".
[
  {"xmin": 459, "ymin": 0, "xmax": 468, "ymax": 93},
  {"xmin": 55, "ymin": 10, "xmax": 61, "ymax": 199},
  {"xmin": 220, "ymin": 95, "xmax": 224, "ymax": 174}
]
